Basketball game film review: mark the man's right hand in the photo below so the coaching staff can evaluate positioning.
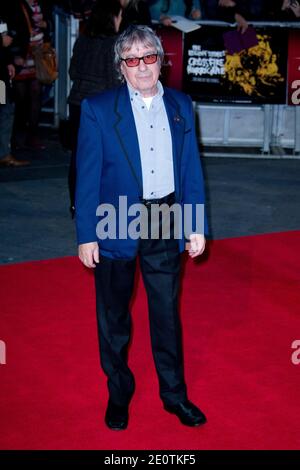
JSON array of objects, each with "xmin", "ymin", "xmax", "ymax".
[{"xmin": 78, "ymin": 242, "xmax": 99, "ymax": 268}]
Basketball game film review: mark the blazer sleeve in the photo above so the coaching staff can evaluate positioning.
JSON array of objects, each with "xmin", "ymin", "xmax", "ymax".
[
  {"xmin": 182, "ymin": 96, "xmax": 209, "ymax": 237},
  {"xmin": 75, "ymin": 98, "xmax": 103, "ymax": 245}
]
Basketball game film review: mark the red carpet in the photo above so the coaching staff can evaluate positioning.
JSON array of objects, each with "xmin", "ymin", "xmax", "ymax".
[{"xmin": 0, "ymin": 231, "xmax": 300, "ymax": 450}]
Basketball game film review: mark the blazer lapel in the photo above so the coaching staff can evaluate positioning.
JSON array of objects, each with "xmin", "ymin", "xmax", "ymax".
[{"xmin": 113, "ymin": 85, "xmax": 143, "ymax": 196}]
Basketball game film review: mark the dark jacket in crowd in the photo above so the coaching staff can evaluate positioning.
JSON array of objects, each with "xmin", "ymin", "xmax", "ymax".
[
  {"xmin": 260, "ymin": 0, "xmax": 299, "ymax": 21},
  {"xmin": 202, "ymin": 0, "xmax": 298, "ymax": 22},
  {"xmin": 67, "ymin": 0, "xmax": 96, "ymax": 20},
  {"xmin": 120, "ymin": 1, "xmax": 152, "ymax": 31},
  {"xmin": 68, "ymin": 34, "xmax": 121, "ymax": 106},
  {"xmin": 0, "ymin": 32, "xmax": 12, "ymax": 86},
  {"xmin": 201, "ymin": 0, "xmax": 248, "ymax": 21},
  {"xmin": 0, "ymin": 9, "xmax": 14, "ymax": 96}
]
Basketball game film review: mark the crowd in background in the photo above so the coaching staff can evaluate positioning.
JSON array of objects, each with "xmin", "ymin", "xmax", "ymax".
[
  {"xmin": 1, "ymin": 0, "xmax": 54, "ymax": 167},
  {"xmin": 61, "ymin": 1, "xmax": 300, "ymax": 22},
  {"xmin": 1, "ymin": 1, "xmax": 300, "ymax": 175}
]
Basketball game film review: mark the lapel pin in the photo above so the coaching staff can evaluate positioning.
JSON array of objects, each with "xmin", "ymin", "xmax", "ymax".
[{"xmin": 174, "ymin": 115, "xmax": 181, "ymax": 123}]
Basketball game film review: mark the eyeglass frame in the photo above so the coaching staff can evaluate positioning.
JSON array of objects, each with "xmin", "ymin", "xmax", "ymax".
[{"xmin": 120, "ymin": 53, "xmax": 159, "ymax": 68}]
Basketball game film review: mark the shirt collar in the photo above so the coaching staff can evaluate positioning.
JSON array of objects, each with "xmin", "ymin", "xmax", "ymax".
[{"xmin": 127, "ymin": 80, "xmax": 164, "ymax": 104}]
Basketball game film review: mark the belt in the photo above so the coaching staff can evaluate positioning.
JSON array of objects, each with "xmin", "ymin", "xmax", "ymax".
[{"xmin": 139, "ymin": 192, "xmax": 176, "ymax": 208}]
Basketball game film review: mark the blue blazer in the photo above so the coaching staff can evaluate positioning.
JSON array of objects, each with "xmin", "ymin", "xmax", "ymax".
[{"xmin": 75, "ymin": 84, "xmax": 208, "ymax": 259}]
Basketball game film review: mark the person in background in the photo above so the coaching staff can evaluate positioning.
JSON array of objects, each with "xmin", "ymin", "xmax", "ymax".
[
  {"xmin": 75, "ymin": 25, "xmax": 208, "ymax": 431},
  {"xmin": 251, "ymin": 0, "xmax": 299, "ymax": 20},
  {"xmin": 6, "ymin": 0, "xmax": 53, "ymax": 151},
  {"xmin": 0, "ymin": 10, "xmax": 30, "ymax": 167},
  {"xmin": 219, "ymin": 0, "xmax": 296, "ymax": 22},
  {"xmin": 201, "ymin": 0, "xmax": 248, "ymax": 33},
  {"xmin": 120, "ymin": 0, "xmax": 152, "ymax": 31},
  {"xmin": 148, "ymin": 0, "xmax": 202, "ymax": 26},
  {"xmin": 219, "ymin": 0, "xmax": 248, "ymax": 33},
  {"xmin": 68, "ymin": 0, "xmax": 96, "ymax": 21},
  {"xmin": 67, "ymin": 0, "xmax": 123, "ymax": 217}
]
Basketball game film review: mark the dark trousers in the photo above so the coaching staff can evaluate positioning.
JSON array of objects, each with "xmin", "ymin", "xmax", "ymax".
[
  {"xmin": 12, "ymin": 79, "xmax": 42, "ymax": 144},
  {"xmin": 94, "ymin": 197, "xmax": 187, "ymax": 407},
  {"xmin": 0, "ymin": 101, "xmax": 14, "ymax": 159}
]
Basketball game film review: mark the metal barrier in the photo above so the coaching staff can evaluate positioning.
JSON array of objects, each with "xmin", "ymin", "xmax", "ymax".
[
  {"xmin": 195, "ymin": 104, "xmax": 300, "ymax": 156},
  {"xmin": 54, "ymin": 8, "xmax": 79, "ymax": 127}
]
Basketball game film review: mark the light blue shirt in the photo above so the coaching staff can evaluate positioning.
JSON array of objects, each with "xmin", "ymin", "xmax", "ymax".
[{"xmin": 128, "ymin": 81, "xmax": 175, "ymax": 200}]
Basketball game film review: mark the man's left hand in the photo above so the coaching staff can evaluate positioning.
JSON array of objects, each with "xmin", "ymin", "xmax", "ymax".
[{"xmin": 186, "ymin": 234, "xmax": 206, "ymax": 258}]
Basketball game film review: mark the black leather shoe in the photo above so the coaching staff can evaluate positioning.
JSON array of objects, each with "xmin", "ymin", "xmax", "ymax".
[
  {"xmin": 164, "ymin": 400, "xmax": 207, "ymax": 427},
  {"xmin": 105, "ymin": 400, "xmax": 129, "ymax": 431}
]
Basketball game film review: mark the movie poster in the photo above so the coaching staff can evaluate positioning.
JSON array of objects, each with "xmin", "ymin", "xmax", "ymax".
[
  {"xmin": 156, "ymin": 26, "xmax": 184, "ymax": 91},
  {"xmin": 183, "ymin": 26, "xmax": 288, "ymax": 104}
]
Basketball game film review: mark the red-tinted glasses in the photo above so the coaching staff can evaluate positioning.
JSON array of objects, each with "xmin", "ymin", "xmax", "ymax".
[{"xmin": 121, "ymin": 53, "xmax": 158, "ymax": 67}]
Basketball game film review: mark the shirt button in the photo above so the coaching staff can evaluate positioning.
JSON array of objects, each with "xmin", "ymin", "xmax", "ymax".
[
  {"xmin": 142, "ymin": 106, "xmax": 145, "ymax": 109},
  {"xmin": 150, "ymin": 125, "xmax": 153, "ymax": 128},
  {"xmin": 151, "ymin": 170, "xmax": 154, "ymax": 173},
  {"xmin": 151, "ymin": 192, "xmax": 154, "ymax": 195},
  {"xmin": 163, "ymin": 128, "xmax": 165, "ymax": 131},
  {"xmin": 150, "ymin": 147, "xmax": 154, "ymax": 151}
]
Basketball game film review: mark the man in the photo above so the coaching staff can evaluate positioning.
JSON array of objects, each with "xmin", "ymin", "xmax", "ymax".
[{"xmin": 75, "ymin": 25, "xmax": 208, "ymax": 430}]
